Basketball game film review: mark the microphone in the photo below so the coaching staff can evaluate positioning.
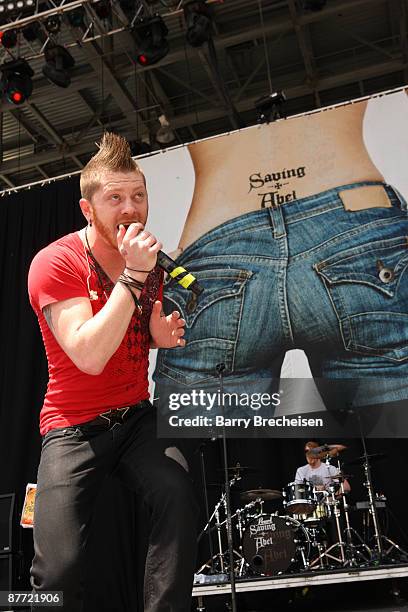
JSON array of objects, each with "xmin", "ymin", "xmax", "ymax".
[{"xmin": 157, "ymin": 251, "xmax": 203, "ymax": 295}]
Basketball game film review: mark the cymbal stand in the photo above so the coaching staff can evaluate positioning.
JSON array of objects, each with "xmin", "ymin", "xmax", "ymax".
[
  {"xmin": 232, "ymin": 506, "xmax": 247, "ymax": 577},
  {"xmin": 334, "ymin": 459, "xmax": 372, "ymax": 566},
  {"xmin": 353, "ymin": 406, "xmax": 408, "ymax": 562},
  {"xmin": 361, "ymin": 459, "xmax": 408, "ymax": 562},
  {"xmin": 196, "ymin": 474, "xmax": 241, "ymax": 574},
  {"xmin": 220, "ymin": 500, "xmax": 259, "ymax": 577}
]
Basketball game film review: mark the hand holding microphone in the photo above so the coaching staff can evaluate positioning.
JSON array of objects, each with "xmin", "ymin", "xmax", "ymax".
[{"xmin": 118, "ymin": 223, "xmax": 203, "ymax": 295}]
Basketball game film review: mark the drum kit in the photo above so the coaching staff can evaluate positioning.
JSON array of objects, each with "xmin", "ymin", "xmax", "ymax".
[{"xmin": 196, "ymin": 445, "xmax": 408, "ymax": 579}]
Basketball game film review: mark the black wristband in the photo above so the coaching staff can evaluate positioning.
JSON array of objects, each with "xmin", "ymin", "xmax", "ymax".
[
  {"xmin": 118, "ymin": 280, "xmax": 142, "ymax": 314},
  {"xmin": 118, "ymin": 272, "xmax": 145, "ymax": 292}
]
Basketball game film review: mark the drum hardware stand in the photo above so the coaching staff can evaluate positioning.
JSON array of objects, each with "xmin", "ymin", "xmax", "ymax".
[
  {"xmin": 340, "ymin": 486, "xmax": 373, "ymax": 566},
  {"xmin": 309, "ymin": 486, "xmax": 346, "ymax": 568},
  {"xmin": 325, "ymin": 456, "xmax": 373, "ymax": 567},
  {"xmin": 361, "ymin": 460, "xmax": 408, "ymax": 562},
  {"xmin": 216, "ymin": 363, "xmax": 237, "ymax": 612},
  {"xmin": 352, "ymin": 406, "xmax": 408, "ymax": 563},
  {"xmin": 230, "ymin": 505, "xmax": 249, "ymax": 576},
  {"xmin": 197, "ymin": 440, "xmax": 216, "ymax": 572},
  {"xmin": 197, "ymin": 474, "xmax": 241, "ymax": 575},
  {"xmin": 309, "ymin": 456, "xmax": 346, "ymax": 568}
]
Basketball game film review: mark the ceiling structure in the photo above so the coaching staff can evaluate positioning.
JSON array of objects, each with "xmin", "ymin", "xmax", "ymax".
[{"xmin": 0, "ymin": 0, "xmax": 407, "ymax": 190}]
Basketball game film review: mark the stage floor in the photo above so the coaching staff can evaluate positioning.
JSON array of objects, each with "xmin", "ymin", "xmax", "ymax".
[{"xmin": 192, "ymin": 564, "xmax": 408, "ymax": 611}]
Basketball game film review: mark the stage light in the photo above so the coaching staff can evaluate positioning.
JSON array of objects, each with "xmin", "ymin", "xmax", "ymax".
[
  {"xmin": 0, "ymin": 58, "xmax": 34, "ymax": 105},
  {"xmin": 44, "ymin": 14, "xmax": 60, "ymax": 34},
  {"xmin": 42, "ymin": 45, "xmax": 75, "ymax": 88},
  {"xmin": 22, "ymin": 21, "xmax": 40, "ymax": 42},
  {"xmin": 0, "ymin": 29, "xmax": 17, "ymax": 49},
  {"xmin": 93, "ymin": 0, "xmax": 111, "ymax": 20},
  {"xmin": 303, "ymin": 0, "xmax": 327, "ymax": 10},
  {"xmin": 156, "ymin": 114, "xmax": 176, "ymax": 145},
  {"xmin": 0, "ymin": 0, "xmax": 35, "ymax": 15},
  {"xmin": 183, "ymin": 0, "xmax": 212, "ymax": 47},
  {"xmin": 67, "ymin": 7, "xmax": 85, "ymax": 28},
  {"xmin": 44, "ymin": 14, "xmax": 61, "ymax": 34},
  {"xmin": 255, "ymin": 92, "xmax": 286, "ymax": 123},
  {"xmin": 133, "ymin": 16, "xmax": 169, "ymax": 66}
]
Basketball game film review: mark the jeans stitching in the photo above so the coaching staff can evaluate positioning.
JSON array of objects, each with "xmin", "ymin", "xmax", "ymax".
[
  {"xmin": 232, "ymin": 283, "xmax": 246, "ymax": 371},
  {"xmin": 291, "ymin": 216, "xmax": 405, "ymax": 263},
  {"xmin": 177, "ymin": 182, "xmax": 396, "ymax": 257},
  {"xmin": 286, "ymin": 204, "xmax": 344, "ymax": 225},
  {"xmin": 315, "ymin": 235, "xmax": 408, "ymax": 270}
]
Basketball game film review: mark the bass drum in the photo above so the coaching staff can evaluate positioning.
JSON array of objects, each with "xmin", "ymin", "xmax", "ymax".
[{"xmin": 242, "ymin": 514, "xmax": 310, "ymax": 575}]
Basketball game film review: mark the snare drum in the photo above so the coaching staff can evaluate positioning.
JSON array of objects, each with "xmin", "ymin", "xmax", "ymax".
[
  {"xmin": 283, "ymin": 481, "xmax": 315, "ymax": 515},
  {"xmin": 292, "ymin": 490, "xmax": 331, "ymax": 523}
]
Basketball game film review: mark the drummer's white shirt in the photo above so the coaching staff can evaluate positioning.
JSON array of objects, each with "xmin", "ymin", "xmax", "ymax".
[{"xmin": 295, "ymin": 463, "xmax": 339, "ymax": 487}]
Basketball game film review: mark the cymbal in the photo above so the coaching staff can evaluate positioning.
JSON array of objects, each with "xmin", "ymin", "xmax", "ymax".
[
  {"xmin": 240, "ymin": 489, "xmax": 283, "ymax": 502},
  {"xmin": 347, "ymin": 453, "xmax": 386, "ymax": 466},
  {"xmin": 310, "ymin": 444, "xmax": 347, "ymax": 458},
  {"xmin": 326, "ymin": 473, "xmax": 352, "ymax": 481},
  {"xmin": 216, "ymin": 465, "xmax": 258, "ymax": 474}
]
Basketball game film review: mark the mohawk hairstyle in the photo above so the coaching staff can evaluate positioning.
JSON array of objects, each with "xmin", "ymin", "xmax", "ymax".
[{"xmin": 80, "ymin": 132, "xmax": 145, "ymax": 201}]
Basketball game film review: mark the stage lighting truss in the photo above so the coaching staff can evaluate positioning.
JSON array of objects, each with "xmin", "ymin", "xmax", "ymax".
[
  {"xmin": 0, "ymin": 57, "xmax": 34, "ymax": 105},
  {"xmin": 93, "ymin": 0, "xmax": 111, "ymax": 20},
  {"xmin": 0, "ymin": 0, "xmax": 192, "ymax": 87},
  {"xmin": 0, "ymin": 0, "xmax": 36, "ymax": 18}
]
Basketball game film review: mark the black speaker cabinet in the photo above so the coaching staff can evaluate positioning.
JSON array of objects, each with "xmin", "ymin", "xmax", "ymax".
[
  {"xmin": 0, "ymin": 554, "xmax": 12, "ymax": 591},
  {"xmin": 0, "ymin": 495, "xmax": 15, "ymax": 553}
]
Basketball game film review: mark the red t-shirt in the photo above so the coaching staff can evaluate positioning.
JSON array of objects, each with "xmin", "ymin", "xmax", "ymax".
[{"xmin": 28, "ymin": 231, "xmax": 163, "ymax": 435}]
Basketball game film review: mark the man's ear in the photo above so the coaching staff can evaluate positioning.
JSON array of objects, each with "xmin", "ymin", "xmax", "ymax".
[{"xmin": 79, "ymin": 198, "xmax": 92, "ymax": 224}]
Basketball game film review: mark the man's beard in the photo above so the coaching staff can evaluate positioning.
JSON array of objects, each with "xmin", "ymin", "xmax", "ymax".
[{"xmin": 92, "ymin": 209, "xmax": 118, "ymax": 250}]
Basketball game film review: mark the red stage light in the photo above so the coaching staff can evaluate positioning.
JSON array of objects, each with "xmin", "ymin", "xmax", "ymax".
[
  {"xmin": 0, "ymin": 29, "xmax": 18, "ymax": 49},
  {"xmin": 133, "ymin": 16, "xmax": 169, "ymax": 67},
  {"xmin": 11, "ymin": 91, "xmax": 23, "ymax": 103}
]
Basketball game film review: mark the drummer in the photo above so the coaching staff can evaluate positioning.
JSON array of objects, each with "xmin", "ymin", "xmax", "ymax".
[{"xmin": 295, "ymin": 441, "xmax": 351, "ymax": 493}]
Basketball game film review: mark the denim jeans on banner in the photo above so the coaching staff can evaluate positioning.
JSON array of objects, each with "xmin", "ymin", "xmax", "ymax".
[
  {"xmin": 30, "ymin": 403, "xmax": 198, "ymax": 612},
  {"xmin": 154, "ymin": 182, "xmax": 408, "ymax": 409}
]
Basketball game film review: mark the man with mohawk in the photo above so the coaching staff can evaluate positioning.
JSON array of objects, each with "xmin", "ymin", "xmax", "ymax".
[{"xmin": 28, "ymin": 132, "xmax": 197, "ymax": 611}]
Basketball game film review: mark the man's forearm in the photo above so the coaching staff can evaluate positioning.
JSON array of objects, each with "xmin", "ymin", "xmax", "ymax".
[{"xmin": 48, "ymin": 281, "xmax": 144, "ymax": 375}]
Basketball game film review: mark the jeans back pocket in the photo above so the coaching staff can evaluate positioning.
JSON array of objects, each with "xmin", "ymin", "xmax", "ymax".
[
  {"xmin": 155, "ymin": 267, "xmax": 253, "ymax": 385},
  {"xmin": 314, "ymin": 236, "xmax": 408, "ymax": 362}
]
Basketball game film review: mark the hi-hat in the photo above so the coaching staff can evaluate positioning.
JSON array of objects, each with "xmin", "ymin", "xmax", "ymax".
[{"xmin": 240, "ymin": 489, "xmax": 283, "ymax": 502}]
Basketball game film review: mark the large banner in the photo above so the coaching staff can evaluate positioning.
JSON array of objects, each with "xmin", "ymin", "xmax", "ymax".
[{"xmin": 140, "ymin": 88, "xmax": 408, "ymax": 437}]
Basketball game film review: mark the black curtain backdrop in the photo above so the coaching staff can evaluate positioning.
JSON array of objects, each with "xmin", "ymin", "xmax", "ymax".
[{"xmin": 0, "ymin": 177, "xmax": 407, "ymax": 611}]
